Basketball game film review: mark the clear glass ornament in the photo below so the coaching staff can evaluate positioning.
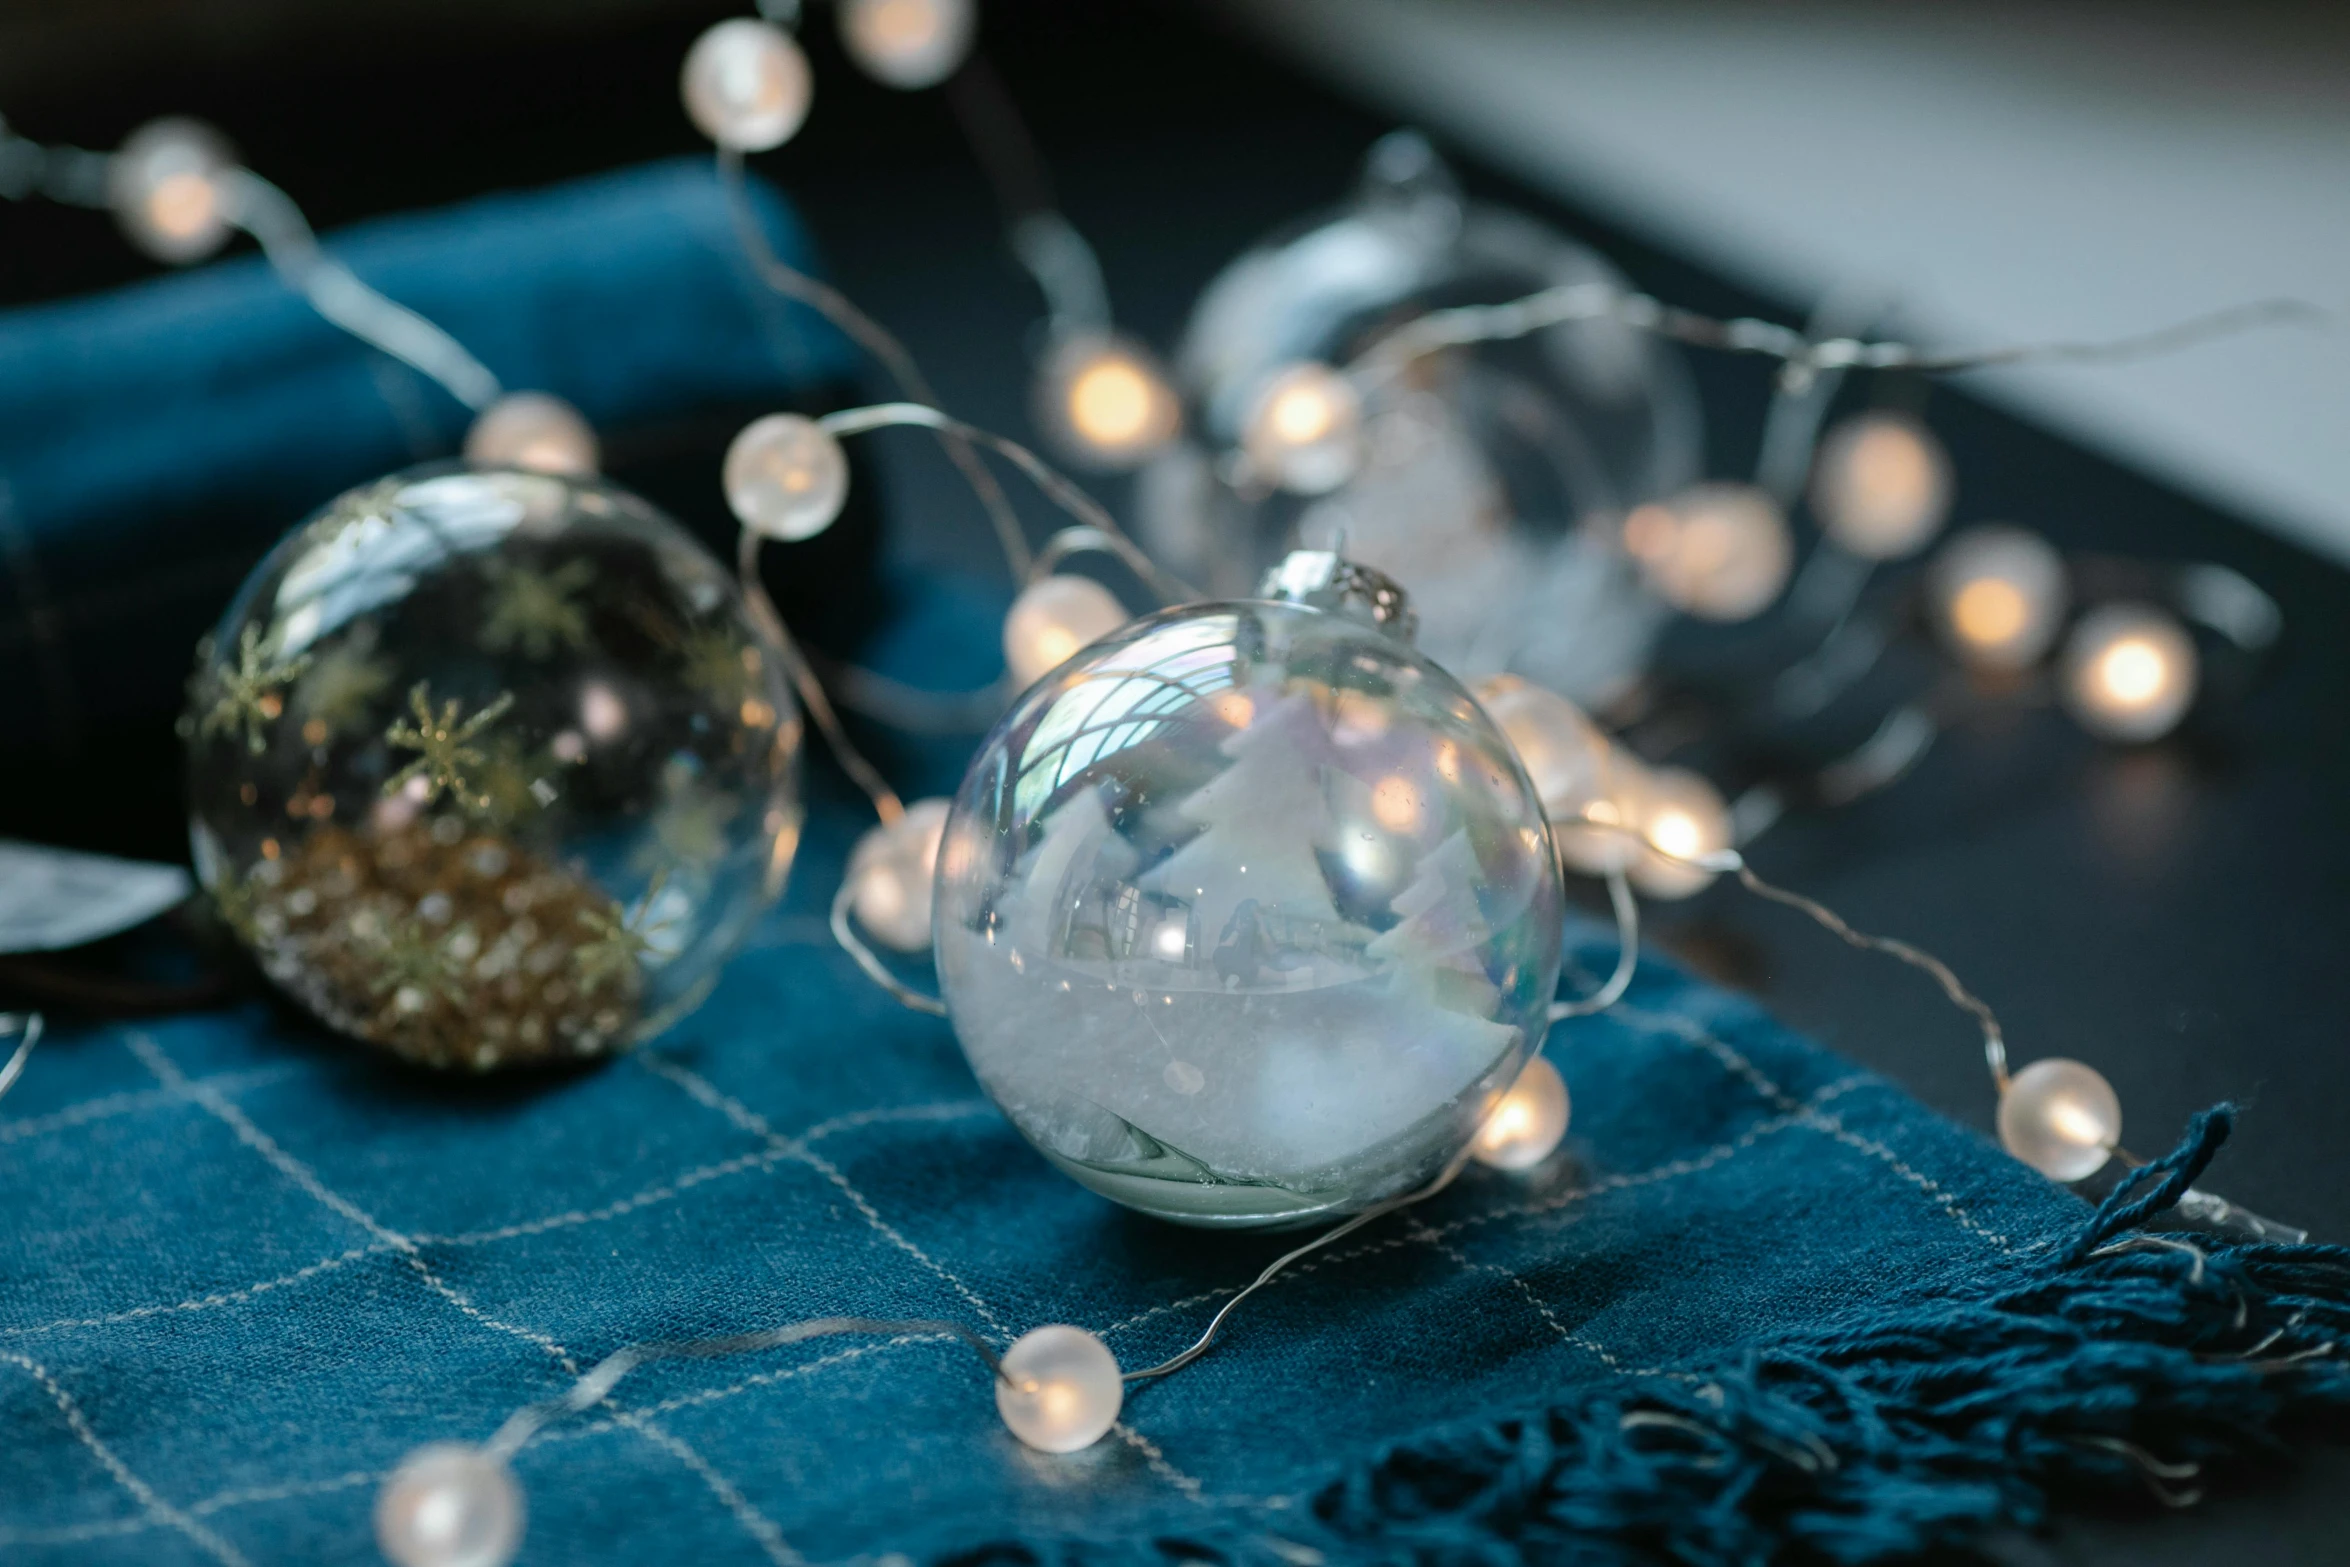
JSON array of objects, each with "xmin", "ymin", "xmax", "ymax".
[
  {"xmin": 183, "ymin": 466, "xmax": 799, "ymax": 1071},
  {"xmin": 936, "ymin": 573, "xmax": 1564, "ymax": 1227},
  {"xmin": 1140, "ymin": 131, "xmax": 1702, "ymax": 710}
]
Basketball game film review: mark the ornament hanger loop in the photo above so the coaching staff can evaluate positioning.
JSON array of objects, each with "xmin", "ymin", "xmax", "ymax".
[{"xmin": 1257, "ymin": 549, "xmax": 1417, "ymax": 641}]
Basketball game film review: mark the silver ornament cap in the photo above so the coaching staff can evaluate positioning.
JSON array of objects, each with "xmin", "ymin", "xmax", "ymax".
[{"xmin": 1257, "ymin": 549, "xmax": 1417, "ymax": 642}]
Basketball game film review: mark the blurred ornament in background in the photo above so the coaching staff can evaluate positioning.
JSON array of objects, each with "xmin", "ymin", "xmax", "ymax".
[
  {"xmin": 839, "ymin": 0, "xmax": 977, "ymax": 90},
  {"xmin": 1810, "ymin": 411, "xmax": 1953, "ymax": 561},
  {"xmin": 1141, "ymin": 131, "xmax": 1701, "ymax": 711},
  {"xmin": 2061, "ymin": 602, "xmax": 2199, "ymax": 743},
  {"xmin": 183, "ymin": 468, "xmax": 799, "ymax": 1070},
  {"xmin": 937, "ymin": 554, "xmax": 1562, "ymax": 1226},
  {"xmin": 1034, "ymin": 332, "xmax": 1182, "ymax": 471},
  {"xmin": 846, "ymin": 797, "xmax": 952, "ymax": 952},
  {"xmin": 1002, "ymin": 574, "xmax": 1128, "ymax": 689},
  {"xmin": 107, "ymin": 117, "xmax": 237, "ymax": 264},
  {"xmin": 682, "ymin": 18, "xmax": 814, "ymax": 153},
  {"xmin": 464, "ymin": 393, "xmax": 600, "ymax": 478},
  {"xmin": 1625, "ymin": 483, "xmax": 1793, "ymax": 622},
  {"xmin": 1930, "ymin": 524, "xmax": 2070, "ymax": 673}
]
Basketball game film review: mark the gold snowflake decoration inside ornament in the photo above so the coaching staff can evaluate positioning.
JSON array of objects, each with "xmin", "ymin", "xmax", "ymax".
[
  {"xmin": 384, "ymin": 683, "xmax": 517, "ymax": 813},
  {"xmin": 575, "ymin": 867, "xmax": 669, "ymax": 997},
  {"xmin": 292, "ymin": 623, "xmax": 395, "ymax": 743},
  {"xmin": 365, "ymin": 915, "xmax": 473, "ymax": 1014},
  {"xmin": 481, "ymin": 558, "xmax": 597, "ymax": 659},
  {"xmin": 198, "ymin": 625, "xmax": 313, "ymax": 755}
]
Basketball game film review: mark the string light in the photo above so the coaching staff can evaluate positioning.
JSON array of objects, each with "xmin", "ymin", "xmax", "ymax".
[
  {"xmin": 0, "ymin": 1013, "xmax": 40, "ymax": 1104},
  {"xmin": 1996, "ymin": 1058, "xmax": 2121, "ymax": 1182},
  {"xmin": 993, "ymin": 1325, "xmax": 1124, "ymax": 1454},
  {"xmin": 839, "ymin": 0, "xmax": 977, "ymax": 90},
  {"xmin": 1627, "ymin": 484, "xmax": 1793, "ymax": 622},
  {"xmin": 1930, "ymin": 524, "xmax": 2069, "ymax": 672},
  {"xmin": 374, "ymin": 1444, "xmax": 523, "ymax": 1567},
  {"xmin": 723, "ymin": 412, "xmax": 850, "ymax": 542},
  {"xmin": 1809, "ymin": 411, "xmax": 1952, "ymax": 560},
  {"xmin": 106, "ymin": 117, "xmax": 237, "ymax": 264},
  {"xmin": 2061, "ymin": 603, "xmax": 2199, "ymax": 742},
  {"xmin": 1241, "ymin": 362, "xmax": 1363, "ymax": 494},
  {"xmin": 462, "ymin": 392, "xmax": 599, "ymax": 477},
  {"xmin": 681, "ymin": 18, "xmax": 814, "ymax": 153},
  {"xmin": 1003, "ymin": 574, "xmax": 1129, "ymax": 687},
  {"xmin": 1035, "ymin": 332, "xmax": 1181, "ymax": 470},
  {"xmin": 1471, "ymin": 1054, "xmax": 1570, "ymax": 1170},
  {"xmin": 1629, "ymin": 766, "xmax": 1732, "ymax": 899},
  {"xmin": 847, "ymin": 797, "xmax": 953, "ymax": 952}
]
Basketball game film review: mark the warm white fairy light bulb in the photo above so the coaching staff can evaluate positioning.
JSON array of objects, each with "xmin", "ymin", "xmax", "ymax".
[
  {"xmin": 107, "ymin": 117, "xmax": 238, "ymax": 265},
  {"xmin": 681, "ymin": 18, "xmax": 814, "ymax": 153},
  {"xmin": 725, "ymin": 413, "xmax": 849, "ymax": 542},
  {"xmin": 1037, "ymin": 334, "xmax": 1180, "ymax": 470},
  {"xmin": 994, "ymin": 1324, "xmax": 1122, "ymax": 1453},
  {"xmin": 1241, "ymin": 362, "xmax": 1363, "ymax": 495},
  {"xmin": 1003, "ymin": 575, "xmax": 1127, "ymax": 688},
  {"xmin": 375, "ymin": 1444, "xmax": 523, "ymax": 1567},
  {"xmin": 1471, "ymin": 675, "xmax": 1645, "ymax": 876},
  {"xmin": 1629, "ymin": 766, "xmax": 1732, "ymax": 900},
  {"xmin": 2060, "ymin": 603, "xmax": 2199, "ymax": 743},
  {"xmin": 1997, "ymin": 1058, "xmax": 2120, "ymax": 1182},
  {"xmin": 1930, "ymin": 524, "xmax": 2069, "ymax": 673},
  {"xmin": 838, "ymin": 0, "xmax": 977, "ymax": 89},
  {"xmin": 1625, "ymin": 485, "xmax": 1793, "ymax": 622},
  {"xmin": 463, "ymin": 393, "xmax": 599, "ymax": 478},
  {"xmin": 1810, "ymin": 412, "xmax": 1952, "ymax": 561},
  {"xmin": 1472, "ymin": 1054, "xmax": 1570, "ymax": 1170},
  {"xmin": 848, "ymin": 798, "xmax": 952, "ymax": 952}
]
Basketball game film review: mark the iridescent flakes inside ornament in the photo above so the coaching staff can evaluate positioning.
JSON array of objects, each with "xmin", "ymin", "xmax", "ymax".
[{"xmin": 937, "ymin": 593, "xmax": 1563, "ymax": 1226}]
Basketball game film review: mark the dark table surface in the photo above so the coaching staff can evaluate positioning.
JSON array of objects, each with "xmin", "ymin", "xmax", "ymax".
[{"xmin": 2, "ymin": 2, "xmax": 2345, "ymax": 1560}]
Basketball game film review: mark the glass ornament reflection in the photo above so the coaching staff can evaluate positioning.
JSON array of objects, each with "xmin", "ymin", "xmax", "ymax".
[
  {"xmin": 936, "ymin": 560, "xmax": 1564, "ymax": 1227},
  {"xmin": 183, "ymin": 467, "xmax": 799, "ymax": 1070}
]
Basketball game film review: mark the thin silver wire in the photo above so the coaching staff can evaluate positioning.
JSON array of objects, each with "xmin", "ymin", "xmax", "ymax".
[
  {"xmin": 222, "ymin": 170, "xmax": 502, "ymax": 412},
  {"xmin": 0, "ymin": 1013, "xmax": 42, "ymax": 1104},
  {"xmin": 829, "ymin": 875, "xmax": 948, "ymax": 1017},
  {"xmin": 715, "ymin": 147, "xmax": 1034, "ymax": 579},
  {"xmin": 482, "ymin": 1315, "xmax": 1000, "ymax": 1459},
  {"xmin": 1550, "ymin": 867, "xmax": 1639, "ymax": 1020},
  {"xmin": 0, "ymin": 118, "xmax": 109, "ymax": 206}
]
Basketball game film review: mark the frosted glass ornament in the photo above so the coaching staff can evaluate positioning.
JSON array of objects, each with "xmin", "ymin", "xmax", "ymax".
[
  {"xmin": 464, "ymin": 393, "xmax": 599, "ymax": 478},
  {"xmin": 839, "ymin": 0, "xmax": 977, "ymax": 90},
  {"xmin": 937, "ymin": 580, "xmax": 1564, "ymax": 1226},
  {"xmin": 681, "ymin": 19, "xmax": 813, "ymax": 152},
  {"xmin": 375, "ymin": 1444, "xmax": 523, "ymax": 1567},
  {"xmin": 1810, "ymin": 412, "xmax": 1952, "ymax": 560},
  {"xmin": 1930, "ymin": 524, "xmax": 2068, "ymax": 673},
  {"xmin": 725, "ymin": 413, "xmax": 849, "ymax": 543},
  {"xmin": 2060, "ymin": 603, "xmax": 2198, "ymax": 743},
  {"xmin": 1997, "ymin": 1058, "xmax": 2120, "ymax": 1182},
  {"xmin": 847, "ymin": 798, "xmax": 952, "ymax": 952},
  {"xmin": 1003, "ymin": 575, "xmax": 1128, "ymax": 690},
  {"xmin": 1627, "ymin": 484, "xmax": 1792, "ymax": 622},
  {"xmin": 1471, "ymin": 1053, "xmax": 1568, "ymax": 1170},
  {"xmin": 108, "ymin": 117, "xmax": 237, "ymax": 265},
  {"xmin": 183, "ymin": 466, "xmax": 799, "ymax": 1070},
  {"xmin": 994, "ymin": 1324, "xmax": 1122, "ymax": 1453}
]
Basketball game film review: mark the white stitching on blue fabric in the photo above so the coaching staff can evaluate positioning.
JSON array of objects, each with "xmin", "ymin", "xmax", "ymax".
[{"xmin": 0, "ymin": 1065, "xmax": 305, "ymax": 1146}]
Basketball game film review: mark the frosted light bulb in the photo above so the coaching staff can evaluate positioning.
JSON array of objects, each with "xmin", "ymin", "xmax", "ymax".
[
  {"xmin": 375, "ymin": 1444, "xmax": 523, "ymax": 1567},
  {"xmin": 1629, "ymin": 767, "xmax": 1731, "ymax": 899},
  {"xmin": 1472, "ymin": 1054, "xmax": 1569, "ymax": 1170},
  {"xmin": 1997, "ymin": 1058, "xmax": 2120, "ymax": 1182},
  {"xmin": 847, "ymin": 797, "xmax": 952, "ymax": 952},
  {"xmin": 1930, "ymin": 525, "xmax": 2069, "ymax": 673},
  {"xmin": 724, "ymin": 414, "xmax": 848, "ymax": 542},
  {"xmin": 1472, "ymin": 675, "xmax": 1605, "ymax": 821},
  {"xmin": 681, "ymin": 19, "xmax": 813, "ymax": 152},
  {"xmin": 108, "ymin": 117, "xmax": 237, "ymax": 265},
  {"xmin": 1003, "ymin": 575, "xmax": 1127, "ymax": 688},
  {"xmin": 839, "ymin": 0, "xmax": 976, "ymax": 89},
  {"xmin": 1810, "ymin": 412, "xmax": 1952, "ymax": 560},
  {"xmin": 1037, "ymin": 334, "xmax": 1181, "ymax": 470},
  {"xmin": 463, "ymin": 393, "xmax": 599, "ymax": 478},
  {"xmin": 1241, "ymin": 362, "xmax": 1363, "ymax": 495},
  {"xmin": 2060, "ymin": 603, "xmax": 2198, "ymax": 743},
  {"xmin": 1553, "ymin": 745, "xmax": 1650, "ymax": 878},
  {"xmin": 995, "ymin": 1324, "xmax": 1123, "ymax": 1453},
  {"xmin": 1628, "ymin": 485, "xmax": 1792, "ymax": 622}
]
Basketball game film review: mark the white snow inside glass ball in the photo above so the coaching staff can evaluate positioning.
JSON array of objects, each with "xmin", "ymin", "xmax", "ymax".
[
  {"xmin": 183, "ymin": 466, "xmax": 800, "ymax": 1070},
  {"xmin": 935, "ymin": 572, "xmax": 1565, "ymax": 1226}
]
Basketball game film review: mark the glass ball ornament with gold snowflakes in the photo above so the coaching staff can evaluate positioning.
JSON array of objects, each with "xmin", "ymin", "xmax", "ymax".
[{"xmin": 182, "ymin": 465, "xmax": 800, "ymax": 1070}]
